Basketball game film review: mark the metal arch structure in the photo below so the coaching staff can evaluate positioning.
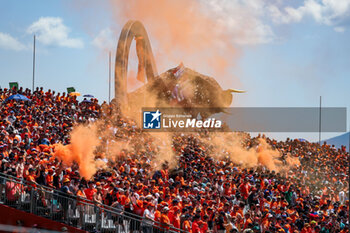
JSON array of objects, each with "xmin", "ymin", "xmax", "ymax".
[{"xmin": 114, "ymin": 20, "xmax": 158, "ymax": 107}]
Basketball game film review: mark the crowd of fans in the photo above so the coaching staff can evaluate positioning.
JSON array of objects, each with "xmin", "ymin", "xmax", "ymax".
[{"xmin": 0, "ymin": 86, "xmax": 348, "ymax": 233}]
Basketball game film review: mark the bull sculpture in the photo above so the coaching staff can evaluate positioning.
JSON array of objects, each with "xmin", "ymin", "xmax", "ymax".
[{"xmin": 114, "ymin": 20, "xmax": 244, "ymax": 116}]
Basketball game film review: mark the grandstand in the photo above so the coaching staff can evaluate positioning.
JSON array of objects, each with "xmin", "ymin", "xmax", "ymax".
[{"xmin": 0, "ymin": 85, "xmax": 348, "ymax": 233}]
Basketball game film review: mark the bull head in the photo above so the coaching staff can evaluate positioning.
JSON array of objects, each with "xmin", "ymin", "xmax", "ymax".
[{"xmin": 115, "ymin": 20, "xmax": 244, "ymax": 116}]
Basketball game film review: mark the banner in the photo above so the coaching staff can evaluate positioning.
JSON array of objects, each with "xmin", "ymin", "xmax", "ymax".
[
  {"xmin": 67, "ymin": 87, "xmax": 75, "ymax": 94},
  {"xmin": 9, "ymin": 82, "xmax": 18, "ymax": 90}
]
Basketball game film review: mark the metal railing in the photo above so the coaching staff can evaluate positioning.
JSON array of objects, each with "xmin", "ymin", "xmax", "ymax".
[{"xmin": 0, "ymin": 172, "xmax": 187, "ymax": 233}]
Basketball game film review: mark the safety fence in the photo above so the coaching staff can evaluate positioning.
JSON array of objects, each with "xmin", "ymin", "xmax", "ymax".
[{"xmin": 0, "ymin": 172, "xmax": 187, "ymax": 233}]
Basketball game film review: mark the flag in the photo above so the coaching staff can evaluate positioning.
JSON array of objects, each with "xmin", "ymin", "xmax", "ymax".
[
  {"xmin": 67, "ymin": 87, "xmax": 75, "ymax": 94},
  {"xmin": 9, "ymin": 82, "xmax": 18, "ymax": 90}
]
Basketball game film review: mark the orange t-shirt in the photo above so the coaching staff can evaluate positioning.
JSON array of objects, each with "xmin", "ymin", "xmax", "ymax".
[
  {"xmin": 239, "ymin": 183, "xmax": 250, "ymax": 199},
  {"xmin": 46, "ymin": 175, "xmax": 53, "ymax": 187},
  {"xmin": 183, "ymin": 220, "xmax": 192, "ymax": 233},
  {"xmin": 84, "ymin": 188, "xmax": 96, "ymax": 201},
  {"xmin": 77, "ymin": 190, "xmax": 86, "ymax": 205},
  {"xmin": 160, "ymin": 213, "xmax": 170, "ymax": 230},
  {"xmin": 118, "ymin": 195, "xmax": 130, "ymax": 206},
  {"xmin": 171, "ymin": 213, "xmax": 180, "ymax": 229},
  {"xmin": 243, "ymin": 218, "xmax": 252, "ymax": 230},
  {"xmin": 27, "ymin": 174, "xmax": 37, "ymax": 188},
  {"xmin": 154, "ymin": 210, "xmax": 161, "ymax": 228},
  {"xmin": 200, "ymin": 222, "xmax": 208, "ymax": 233}
]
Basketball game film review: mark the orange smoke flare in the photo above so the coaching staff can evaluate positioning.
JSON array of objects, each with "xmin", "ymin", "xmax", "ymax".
[{"xmin": 53, "ymin": 125, "xmax": 99, "ymax": 179}]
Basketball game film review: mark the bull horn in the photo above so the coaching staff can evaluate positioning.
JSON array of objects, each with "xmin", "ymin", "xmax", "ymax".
[
  {"xmin": 227, "ymin": 89, "xmax": 246, "ymax": 93},
  {"xmin": 115, "ymin": 20, "xmax": 158, "ymax": 107}
]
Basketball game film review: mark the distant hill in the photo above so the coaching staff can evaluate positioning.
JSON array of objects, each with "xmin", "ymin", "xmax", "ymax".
[{"xmin": 322, "ymin": 132, "xmax": 349, "ymax": 152}]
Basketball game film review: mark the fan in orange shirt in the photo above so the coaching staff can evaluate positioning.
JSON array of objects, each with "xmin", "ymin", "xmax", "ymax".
[
  {"xmin": 84, "ymin": 181, "xmax": 96, "ymax": 201},
  {"xmin": 45, "ymin": 169, "xmax": 54, "ymax": 188},
  {"xmin": 182, "ymin": 214, "xmax": 192, "ymax": 233},
  {"xmin": 300, "ymin": 223, "xmax": 312, "ymax": 233},
  {"xmin": 239, "ymin": 178, "xmax": 250, "ymax": 201},
  {"xmin": 169, "ymin": 206, "xmax": 181, "ymax": 230},
  {"xmin": 243, "ymin": 212, "xmax": 253, "ymax": 230},
  {"xmin": 154, "ymin": 204, "xmax": 162, "ymax": 231},
  {"xmin": 160, "ymin": 207, "xmax": 170, "ymax": 231},
  {"xmin": 200, "ymin": 215, "xmax": 209, "ymax": 233},
  {"xmin": 192, "ymin": 215, "xmax": 201, "ymax": 233},
  {"xmin": 26, "ymin": 168, "xmax": 38, "ymax": 188}
]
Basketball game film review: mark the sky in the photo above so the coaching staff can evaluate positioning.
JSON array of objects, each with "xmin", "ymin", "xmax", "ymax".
[{"xmin": 0, "ymin": 0, "xmax": 349, "ymax": 143}]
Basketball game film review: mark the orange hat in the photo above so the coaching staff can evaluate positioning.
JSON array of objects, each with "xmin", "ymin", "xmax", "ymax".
[{"xmin": 63, "ymin": 178, "xmax": 70, "ymax": 183}]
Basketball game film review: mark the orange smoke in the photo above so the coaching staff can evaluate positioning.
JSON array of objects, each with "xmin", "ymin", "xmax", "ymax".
[
  {"xmin": 285, "ymin": 153, "xmax": 301, "ymax": 167},
  {"xmin": 127, "ymin": 70, "xmax": 144, "ymax": 92},
  {"xmin": 149, "ymin": 132, "xmax": 177, "ymax": 171},
  {"xmin": 256, "ymin": 139, "xmax": 281, "ymax": 171},
  {"xmin": 206, "ymin": 133, "xmax": 299, "ymax": 172},
  {"xmin": 109, "ymin": 0, "xmax": 240, "ymax": 82},
  {"xmin": 53, "ymin": 125, "xmax": 99, "ymax": 179}
]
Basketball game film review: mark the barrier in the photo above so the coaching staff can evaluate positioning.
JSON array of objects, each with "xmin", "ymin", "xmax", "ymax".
[{"xmin": 0, "ymin": 172, "xmax": 186, "ymax": 232}]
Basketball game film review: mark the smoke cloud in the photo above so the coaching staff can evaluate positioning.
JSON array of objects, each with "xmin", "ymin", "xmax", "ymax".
[
  {"xmin": 203, "ymin": 133, "xmax": 299, "ymax": 172},
  {"xmin": 53, "ymin": 124, "xmax": 99, "ymax": 179},
  {"xmin": 106, "ymin": 0, "xmax": 245, "ymax": 88},
  {"xmin": 54, "ymin": 1, "xmax": 298, "ymax": 180},
  {"xmin": 52, "ymin": 123, "xmax": 299, "ymax": 180}
]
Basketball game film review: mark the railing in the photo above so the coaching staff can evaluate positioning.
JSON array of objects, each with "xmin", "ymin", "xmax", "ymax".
[{"xmin": 0, "ymin": 172, "xmax": 187, "ymax": 233}]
